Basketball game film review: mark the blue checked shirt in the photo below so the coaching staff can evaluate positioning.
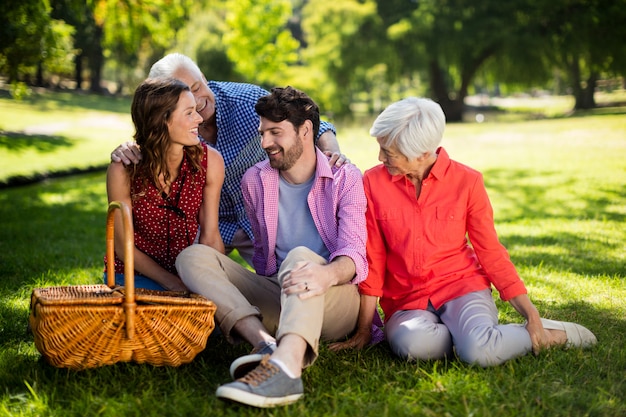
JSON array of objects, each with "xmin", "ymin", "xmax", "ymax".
[{"xmin": 206, "ymin": 81, "xmax": 336, "ymax": 245}]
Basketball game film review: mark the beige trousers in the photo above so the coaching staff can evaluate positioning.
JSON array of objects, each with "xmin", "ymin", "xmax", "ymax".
[{"xmin": 176, "ymin": 245, "xmax": 359, "ymax": 366}]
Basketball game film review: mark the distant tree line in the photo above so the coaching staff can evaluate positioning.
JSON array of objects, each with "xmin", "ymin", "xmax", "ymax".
[{"xmin": 1, "ymin": 0, "xmax": 625, "ymax": 121}]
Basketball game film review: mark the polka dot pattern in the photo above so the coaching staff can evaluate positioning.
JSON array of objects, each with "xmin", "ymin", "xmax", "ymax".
[{"xmin": 107, "ymin": 144, "xmax": 208, "ymax": 276}]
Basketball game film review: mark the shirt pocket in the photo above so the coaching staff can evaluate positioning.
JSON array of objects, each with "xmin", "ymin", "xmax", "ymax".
[
  {"xmin": 435, "ymin": 206, "xmax": 466, "ymax": 244},
  {"xmin": 375, "ymin": 208, "xmax": 403, "ymax": 246}
]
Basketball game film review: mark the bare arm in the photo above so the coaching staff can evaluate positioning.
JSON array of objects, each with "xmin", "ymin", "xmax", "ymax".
[
  {"xmin": 106, "ymin": 162, "xmax": 187, "ymax": 291},
  {"xmin": 198, "ymin": 147, "xmax": 225, "ymax": 253},
  {"xmin": 508, "ymin": 293, "xmax": 548, "ymax": 355}
]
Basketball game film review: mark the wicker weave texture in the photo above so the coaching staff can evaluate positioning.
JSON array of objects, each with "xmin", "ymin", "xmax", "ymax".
[
  {"xmin": 30, "ymin": 286, "xmax": 216, "ymax": 369},
  {"xmin": 28, "ymin": 201, "xmax": 217, "ymax": 370}
]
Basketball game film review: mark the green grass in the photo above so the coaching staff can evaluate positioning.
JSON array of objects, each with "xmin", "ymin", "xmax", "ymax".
[
  {"xmin": 0, "ymin": 89, "xmax": 133, "ymax": 185},
  {"xmin": 1, "ymin": 90, "xmax": 625, "ymax": 416}
]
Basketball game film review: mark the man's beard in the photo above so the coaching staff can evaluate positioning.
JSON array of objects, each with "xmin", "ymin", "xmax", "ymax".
[{"xmin": 268, "ymin": 135, "xmax": 304, "ymax": 171}]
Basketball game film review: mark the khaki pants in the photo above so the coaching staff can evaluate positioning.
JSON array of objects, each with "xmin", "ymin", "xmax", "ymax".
[{"xmin": 176, "ymin": 245, "xmax": 359, "ymax": 366}]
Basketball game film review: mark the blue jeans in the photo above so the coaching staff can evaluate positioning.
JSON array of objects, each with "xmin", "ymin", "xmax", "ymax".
[{"xmin": 103, "ymin": 272, "xmax": 167, "ymax": 291}]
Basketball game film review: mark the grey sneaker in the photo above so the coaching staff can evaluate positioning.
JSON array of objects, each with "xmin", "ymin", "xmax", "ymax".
[
  {"xmin": 216, "ymin": 355, "xmax": 304, "ymax": 408},
  {"xmin": 229, "ymin": 341, "xmax": 277, "ymax": 379}
]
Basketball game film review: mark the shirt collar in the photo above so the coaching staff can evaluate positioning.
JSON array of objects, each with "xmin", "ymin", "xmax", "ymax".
[
  {"xmin": 387, "ymin": 146, "xmax": 450, "ymax": 183},
  {"xmin": 429, "ymin": 147, "xmax": 450, "ymax": 181}
]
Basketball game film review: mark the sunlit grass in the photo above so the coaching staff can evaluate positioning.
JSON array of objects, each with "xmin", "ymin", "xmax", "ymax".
[
  {"xmin": 0, "ymin": 91, "xmax": 625, "ymax": 416},
  {"xmin": 0, "ymin": 92, "xmax": 133, "ymax": 183}
]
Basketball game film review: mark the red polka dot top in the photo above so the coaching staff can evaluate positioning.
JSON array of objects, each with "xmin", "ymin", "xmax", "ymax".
[{"xmin": 106, "ymin": 143, "xmax": 209, "ymax": 277}]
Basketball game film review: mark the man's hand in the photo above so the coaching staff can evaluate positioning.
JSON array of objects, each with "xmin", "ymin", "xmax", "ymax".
[
  {"xmin": 282, "ymin": 261, "xmax": 335, "ymax": 300},
  {"xmin": 324, "ymin": 151, "xmax": 351, "ymax": 167},
  {"xmin": 111, "ymin": 141, "xmax": 142, "ymax": 165}
]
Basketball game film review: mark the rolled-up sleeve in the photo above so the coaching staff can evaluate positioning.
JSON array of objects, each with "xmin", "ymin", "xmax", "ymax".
[{"xmin": 330, "ymin": 164, "xmax": 368, "ymax": 284}]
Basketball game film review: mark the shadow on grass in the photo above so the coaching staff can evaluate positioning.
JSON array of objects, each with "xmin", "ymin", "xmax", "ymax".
[
  {"xmin": 0, "ymin": 131, "xmax": 75, "ymax": 152},
  {"xmin": 483, "ymin": 168, "xmax": 626, "ymax": 223},
  {"xmin": 0, "ymin": 173, "xmax": 107, "ymax": 292},
  {"xmin": 4, "ymin": 87, "xmax": 131, "ymax": 114}
]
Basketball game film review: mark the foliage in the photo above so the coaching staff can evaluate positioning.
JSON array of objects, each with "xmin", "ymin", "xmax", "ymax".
[
  {"xmin": 0, "ymin": 0, "xmax": 52, "ymax": 82},
  {"xmin": 301, "ymin": 0, "xmax": 387, "ymax": 115},
  {"xmin": 530, "ymin": 0, "xmax": 626, "ymax": 109},
  {"xmin": 223, "ymin": 0, "xmax": 299, "ymax": 88},
  {"xmin": 168, "ymin": 2, "xmax": 241, "ymax": 82},
  {"xmin": 1, "ymin": 0, "xmax": 625, "ymax": 118},
  {"xmin": 95, "ymin": 0, "xmax": 195, "ymax": 92},
  {"xmin": 42, "ymin": 19, "xmax": 77, "ymax": 79}
]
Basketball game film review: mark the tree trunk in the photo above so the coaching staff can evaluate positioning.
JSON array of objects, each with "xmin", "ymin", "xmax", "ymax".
[
  {"xmin": 75, "ymin": 53, "xmax": 83, "ymax": 90},
  {"xmin": 575, "ymin": 72, "xmax": 597, "ymax": 110},
  {"xmin": 36, "ymin": 61, "xmax": 44, "ymax": 86},
  {"xmin": 429, "ymin": 60, "xmax": 465, "ymax": 122},
  {"xmin": 88, "ymin": 25, "xmax": 104, "ymax": 93}
]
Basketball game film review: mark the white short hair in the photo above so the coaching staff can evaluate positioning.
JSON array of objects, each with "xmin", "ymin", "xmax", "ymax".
[
  {"xmin": 370, "ymin": 97, "xmax": 446, "ymax": 159},
  {"xmin": 148, "ymin": 53, "xmax": 200, "ymax": 79}
]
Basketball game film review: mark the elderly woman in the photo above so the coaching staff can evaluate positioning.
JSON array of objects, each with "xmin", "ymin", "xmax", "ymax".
[{"xmin": 331, "ymin": 97, "xmax": 596, "ymax": 366}]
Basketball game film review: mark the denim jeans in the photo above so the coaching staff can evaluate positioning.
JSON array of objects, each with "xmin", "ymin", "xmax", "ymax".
[{"xmin": 102, "ymin": 272, "xmax": 167, "ymax": 291}]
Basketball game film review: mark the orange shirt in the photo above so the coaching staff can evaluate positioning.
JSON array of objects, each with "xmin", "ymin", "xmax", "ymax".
[{"xmin": 359, "ymin": 147, "xmax": 527, "ymax": 321}]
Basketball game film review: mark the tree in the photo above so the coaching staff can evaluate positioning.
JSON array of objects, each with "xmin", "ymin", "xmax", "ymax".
[
  {"xmin": 50, "ymin": 0, "xmax": 100, "ymax": 91},
  {"xmin": 223, "ymin": 0, "xmax": 299, "ymax": 88},
  {"xmin": 381, "ymin": 0, "xmax": 534, "ymax": 121},
  {"xmin": 0, "ymin": 0, "xmax": 53, "ymax": 82},
  {"xmin": 533, "ymin": 0, "xmax": 626, "ymax": 110},
  {"xmin": 301, "ymin": 0, "xmax": 388, "ymax": 115}
]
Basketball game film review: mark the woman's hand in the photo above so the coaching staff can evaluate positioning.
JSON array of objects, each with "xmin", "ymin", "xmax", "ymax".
[
  {"xmin": 165, "ymin": 277, "xmax": 189, "ymax": 292},
  {"xmin": 329, "ymin": 327, "xmax": 371, "ymax": 351},
  {"xmin": 509, "ymin": 294, "xmax": 549, "ymax": 354},
  {"xmin": 525, "ymin": 318, "xmax": 550, "ymax": 355}
]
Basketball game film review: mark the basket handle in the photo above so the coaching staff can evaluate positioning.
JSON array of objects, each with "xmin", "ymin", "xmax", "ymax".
[{"xmin": 106, "ymin": 201, "xmax": 137, "ymax": 339}]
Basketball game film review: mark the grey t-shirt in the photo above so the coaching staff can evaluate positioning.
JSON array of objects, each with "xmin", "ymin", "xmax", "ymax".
[{"xmin": 275, "ymin": 175, "xmax": 330, "ymax": 268}]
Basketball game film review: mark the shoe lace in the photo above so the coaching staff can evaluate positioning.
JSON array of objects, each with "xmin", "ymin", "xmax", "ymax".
[{"xmin": 238, "ymin": 355, "xmax": 278, "ymax": 387}]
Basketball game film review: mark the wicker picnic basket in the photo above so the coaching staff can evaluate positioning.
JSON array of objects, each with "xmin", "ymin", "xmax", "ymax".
[{"xmin": 29, "ymin": 201, "xmax": 217, "ymax": 370}]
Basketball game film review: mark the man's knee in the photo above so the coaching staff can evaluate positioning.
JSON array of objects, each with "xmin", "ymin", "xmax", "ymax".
[
  {"xmin": 285, "ymin": 246, "xmax": 316, "ymax": 262},
  {"xmin": 176, "ymin": 244, "xmax": 220, "ymax": 276}
]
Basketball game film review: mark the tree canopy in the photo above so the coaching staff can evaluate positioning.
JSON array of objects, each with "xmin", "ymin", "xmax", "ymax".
[{"xmin": 2, "ymin": 0, "xmax": 624, "ymax": 119}]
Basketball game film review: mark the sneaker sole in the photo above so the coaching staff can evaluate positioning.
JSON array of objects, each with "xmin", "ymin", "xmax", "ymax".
[{"xmin": 216, "ymin": 385, "xmax": 303, "ymax": 408}]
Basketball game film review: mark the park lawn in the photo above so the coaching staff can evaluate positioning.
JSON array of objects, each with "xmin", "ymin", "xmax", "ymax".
[
  {"xmin": 0, "ymin": 90, "xmax": 133, "ymax": 184},
  {"xmin": 0, "ymin": 91, "xmax": 625, "ymax": 416}
]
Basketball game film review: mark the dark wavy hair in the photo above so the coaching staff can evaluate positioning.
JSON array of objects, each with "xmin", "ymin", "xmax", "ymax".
[
  {"xmin": 254, "ymin": 86, "xmax": 320, "ymax": 141},
  {"xmin": 130, "ymin": 77, "xmax": 203, "ymax": 194}
]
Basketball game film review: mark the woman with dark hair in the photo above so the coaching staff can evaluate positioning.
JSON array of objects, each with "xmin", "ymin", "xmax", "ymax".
[{"xmin": 105, "ymin": 77, "xmax": 225, "ymax": 291}]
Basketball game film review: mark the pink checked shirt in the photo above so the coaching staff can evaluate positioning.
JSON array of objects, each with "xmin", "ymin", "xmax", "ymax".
[{"xmin": 241, "ymin": 148, "xmax": 368, "ymax": 283}]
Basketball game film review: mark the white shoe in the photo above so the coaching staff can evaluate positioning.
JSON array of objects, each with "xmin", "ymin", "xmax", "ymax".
[{"xmin": 540, "ymin": 318, "xmax": 597, "ymax": 348}]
